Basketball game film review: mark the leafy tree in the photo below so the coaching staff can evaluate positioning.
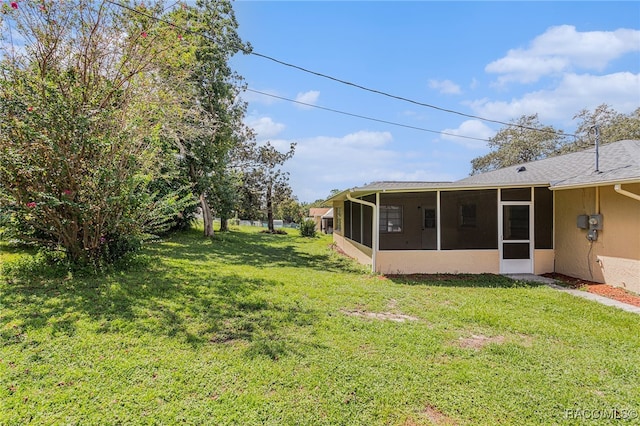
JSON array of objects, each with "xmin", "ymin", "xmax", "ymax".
[
  {"xmin": 236, "ymin": 175, "xmax": 265, "ymax": 222},
  {"xmin": 0, "ymin": 0, "xmax": 191, "ymax": 264},
  {"xmin": 275, "ymin": 196, "xmax": 306, "ymax": 224},
  {"xmin": 570, "ymin": 104, "xmax": 640, "ymax": 152},
  {"xmin": 242, "ymin": 142, "xmax": 296, "ymax": 233},
  {"xmin": 161, "ymin": 0, "xmax": 253, "ymax": 238},
  {"xmin": 307, "ymin": 189, "xmax": 342, "ymax": 209},
  {"xmin": 470, "ymin": 114, "xmax": 569, "ymax": 175}
]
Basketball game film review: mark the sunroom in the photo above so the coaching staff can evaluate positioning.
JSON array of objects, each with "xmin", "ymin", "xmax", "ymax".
[{"xmin": 330, "ymin": 182, "xmax": 554, "ymax": 275}]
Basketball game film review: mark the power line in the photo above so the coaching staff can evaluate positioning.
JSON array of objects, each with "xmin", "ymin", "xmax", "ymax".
[
  {"xmin": 246, "ymin": 88, "xmax": 491, "ymax": 142},
  {"xmin": 105, "ymin": 0, "xmax": 575, "ymax": 139},
  {"xmin": 249, "ymin": 51, "xmax": 574, "ymax": 138}
]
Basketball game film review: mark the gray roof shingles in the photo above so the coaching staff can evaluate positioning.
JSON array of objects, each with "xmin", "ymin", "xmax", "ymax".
[
  {"xmin": 344, "ymin": 140, "xmax": 640, "ymax": 195},
  {"xmin": 458, "ymin": 139, "xmax": 640, "ymax": 188}
]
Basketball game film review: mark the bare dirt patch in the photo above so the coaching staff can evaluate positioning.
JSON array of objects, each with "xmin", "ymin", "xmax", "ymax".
[
  {"xmin": 457, "ymin": 334, "xmax": 505, "ymax": 349},
  {"xmin": 341, "ymin": 309, "xmax": 419, "ymax": 323},
  {"xmin": 423, "ymin": 405, "xmax": 458, "ymax": 426},
  {"xmin": 403, "ymin": 405, "xmax": 458, "ymax": 426},
  {"xmin": 456, "ymin": 333, "xmax": 534, "ymax": 349},
  {"xmin": 543, "ymin": 273, "xmax": 640, "ymax": 308}
]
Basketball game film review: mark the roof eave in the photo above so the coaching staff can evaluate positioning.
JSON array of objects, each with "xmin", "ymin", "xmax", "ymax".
[{"xmin": 550, "ymin": 177, "xmax": 640, "ymax": 191}]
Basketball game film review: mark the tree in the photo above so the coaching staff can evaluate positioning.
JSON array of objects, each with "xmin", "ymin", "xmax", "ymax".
[
  {"xmin": 243, "ymin": 142, "xmax": 296, "ymax": 233},
  {"xmin": 470, "ymin": 114, "xmax": 569, "ymax": 175},
  {"xmin": 161, "ymin": 0, "xmax": 252, "ymax": 238},
  {"xmin": 237, "ymin": 174, "xmax": 265, "ymax": 222},
  {"xmin": 0, "ymin": 0, "xmax": 191, "ymax": 264},
  {"xmin": 570, "ymin": 104, "xmax": 640, "ymax": 152},
  {"xmin": 275, "ymin": 196, "xmax": 306, "ymax": 224},
  {"xmin": 307, "ymin": 189, "xmax": 342, "ymax": 209}
]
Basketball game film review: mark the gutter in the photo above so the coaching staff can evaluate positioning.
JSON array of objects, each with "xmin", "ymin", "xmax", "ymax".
[
  {"xmin": 346, "ymin": 193, "xmax": 377, "ymax": 273},
  {"xmin": 549, "ymin": 177, "xmax": 639, "ymax": 191},
  {"xmin": 614, "ymin": 184, "xmax": 640, "ymax": 202}
]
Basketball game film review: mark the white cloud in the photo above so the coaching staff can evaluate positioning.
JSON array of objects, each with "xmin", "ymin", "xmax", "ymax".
[
  {"xmin": 440, "ymin": 120, "xmax": 495, "ymax": 149},
  {"xmin": 428, "ymin": 79, "xmax": 462, "ymax": 95},
  {"xmin": 246, "ymin": 116, "xmax": 285, "ymax": 139},
  {"xmin": 276, "ymin": 131, "xmax": 455, "ymax": 202},
  {"xmin": 295, "ymin": 90, "xmax": 320, "ymax": 109},
  {"xmin": 468, "ymin": 72, "xmax": 640, "ymax": 124},
  {"xmin": 486, "ymin": 25, "xmax": 640, "ymax": 84}
]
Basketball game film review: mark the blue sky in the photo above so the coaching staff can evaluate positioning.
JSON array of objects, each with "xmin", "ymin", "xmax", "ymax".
[{"xmin": 230, "ymin": 1, "xmax": 640, "ymax": 203}]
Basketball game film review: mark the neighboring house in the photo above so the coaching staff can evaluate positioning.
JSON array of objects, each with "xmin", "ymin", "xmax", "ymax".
[
  {"xmin": 309, "ymin": 207, "xmax": 334, "ymax": 234},
  {"xmin": 328, "ymin": 140, "xmax": 640, "ymax": 293}
]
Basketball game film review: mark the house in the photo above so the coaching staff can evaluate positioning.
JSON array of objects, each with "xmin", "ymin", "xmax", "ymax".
[
  {"xmin": 309, "ymin": 207, "xmax": 334, "ymax": 234},
  {"xmin": 327, "ymin": 140, "xmax": 640, "ymax": 293}
]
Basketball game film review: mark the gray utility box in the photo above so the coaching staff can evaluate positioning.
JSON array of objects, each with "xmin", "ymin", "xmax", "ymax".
[{"xmin": 577, "ymin": 215, "xmax": 589, "ymax": 229}]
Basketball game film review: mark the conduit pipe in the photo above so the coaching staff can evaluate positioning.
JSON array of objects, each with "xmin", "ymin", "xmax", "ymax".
[
  {"xmin": 346, "ymin": 193, "xmax": 377, "ymax": 273},
  {"xmin": 614, "ymin": 184, "xmax": 640, "ymax": 202}
]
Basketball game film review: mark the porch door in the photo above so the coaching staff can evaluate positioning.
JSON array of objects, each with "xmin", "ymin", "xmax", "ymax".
[{"xmin": 500, "ymin": 203, "xmax": 533, "ymax": 274}]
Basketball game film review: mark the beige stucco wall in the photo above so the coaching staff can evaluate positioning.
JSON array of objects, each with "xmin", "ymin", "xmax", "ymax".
[
  {"xmin": 534, "ymin": 249, "xmax": 555, "ymax": 275},
  {"xmin": 376, "ymin": 250, "xmax": 500, "ymax": 275},
  {"xmin": 333, "ymin": 233, "xmax": 372, "ymax": 266},
  {"xmin": 554, "ymin": 184, "xmax": 640, "ymax": 293}
]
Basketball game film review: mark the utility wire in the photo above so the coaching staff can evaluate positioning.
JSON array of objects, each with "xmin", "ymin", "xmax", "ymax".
[
  {"xmin": 105, "ymin": 0, "xmax": 575, "ymax": 139},
  {"xmin": 250, "ymin": 51, "xmax": 574, "ymax": 138},
  {"xmin": 246, "ymin": 88, "xmax": 490, "ymax": 142}
]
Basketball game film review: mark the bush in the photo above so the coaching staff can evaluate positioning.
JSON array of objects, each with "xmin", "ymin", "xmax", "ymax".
[{"xmin": 299, "ymin": 219, "xmax": 317, "ymax": 238}]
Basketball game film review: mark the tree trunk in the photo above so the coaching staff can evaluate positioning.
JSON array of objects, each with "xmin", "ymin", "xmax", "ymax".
[
  {"xmin": 266, "ymin": 182, "xmax": 274, "ymax": 233},
  {"xmin": 200, "ymin": 193, "xmax": 214, "ymax": 237},
  {"xmin": 220, "ymin": 213, "xmax": 228, "ymax": 232}
]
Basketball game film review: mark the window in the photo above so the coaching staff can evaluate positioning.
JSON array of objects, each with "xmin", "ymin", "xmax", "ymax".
[
  {"xmin": 380, "ymin": 205, "xmax": 403, "ymax": 233},
  {"xmin": 459, "ymin": 204, "xmax": 476, "ymax": 228},
  {"xmin": 334, "ymin": 207, "xmax": 342, "ymax": 232},
  {"xmin": 424, "ymin": 208, "xmax": 436, "ymax": 229}
]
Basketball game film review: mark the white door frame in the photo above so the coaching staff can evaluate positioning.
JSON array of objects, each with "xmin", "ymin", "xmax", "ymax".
[{"xmin": 499, "ymin": 198, "xmax": 534, "ymax": 274}]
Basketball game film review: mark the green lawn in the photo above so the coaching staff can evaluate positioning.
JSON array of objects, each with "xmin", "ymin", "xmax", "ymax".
[{"xmin": 1, "ymin": 227, "xmax": 639, "ymax": 425}]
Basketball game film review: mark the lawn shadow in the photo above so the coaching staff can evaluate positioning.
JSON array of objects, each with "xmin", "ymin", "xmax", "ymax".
[
  {"xmin": 147, "ymin": 228, "xmax": 364, "ymax": 274},
  {"xmin": 385, "ymin": 273, "xmax": 546, "ymax": 289},
  {"xmin": 1, "ymin": 252, "xmax": 321, "ymax": 359}
]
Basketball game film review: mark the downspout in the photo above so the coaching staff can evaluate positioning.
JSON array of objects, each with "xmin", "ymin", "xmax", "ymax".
[
  {"xmin": 346, "ymin": 193, "xmax": 377, "ymax": 273},
  {"xmin": 614, "ymin": 184, "xmax": 640, "ymax": 202}
]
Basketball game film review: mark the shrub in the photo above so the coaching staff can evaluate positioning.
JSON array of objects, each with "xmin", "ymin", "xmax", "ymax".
[
  {"xmin": 299, "ymin": 219, "xmax": 317, "ymax": 238},
  {"xmin": 0, "ymin": 1, "xmax": 192, "ymax": 265}
]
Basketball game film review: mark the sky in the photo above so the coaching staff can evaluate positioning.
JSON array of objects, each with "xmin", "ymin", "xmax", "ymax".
[{"xmin": 228, "ymin": 1, "xmax": 640, "ymax": 203}]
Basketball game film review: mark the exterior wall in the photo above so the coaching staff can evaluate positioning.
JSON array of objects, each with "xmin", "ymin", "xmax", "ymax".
[
  {"xmin": 312, "ymin": 216, "xmax": 322, "ymax": 232},
  {"xmin": 555, "ymin": 184, "xmax": 640, "ymax": 292},
  {"xmin": 534, "ymin": 249, "xmax": 555, "ymax": 275},
  {"xmin": 376, "ymin": 250, "xmax": 500, "ymax": 275},
  {"xmin": 333, "ymin": 232, "xmax": 372, "ymax": 266}
]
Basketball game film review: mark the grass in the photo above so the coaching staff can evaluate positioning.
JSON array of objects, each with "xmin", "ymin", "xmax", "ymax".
[{"xmin": 1, "ymin": 226, "xmax": 639, "ymax": 425}]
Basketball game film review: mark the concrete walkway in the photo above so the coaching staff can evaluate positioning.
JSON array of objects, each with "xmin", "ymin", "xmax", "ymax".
[{"xmin": 505, "ymin": 274, "xmax": 640, "ymax": 315}]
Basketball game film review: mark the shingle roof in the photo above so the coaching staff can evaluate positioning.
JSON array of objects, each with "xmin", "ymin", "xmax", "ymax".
[
  {"xmin": 352, "ymin": 181, "xmax": 453, "ymax": 192},
  {"xmin": 457, "ymin": 139, "xmax": 640, "ymax": 189},
  {"xmin": 309, "ymin": 207, "xmax": 331, "ymax": 217},
  {"xmin": 328, "ymin": 140, "xmax": 640, "ymax": 201}
]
